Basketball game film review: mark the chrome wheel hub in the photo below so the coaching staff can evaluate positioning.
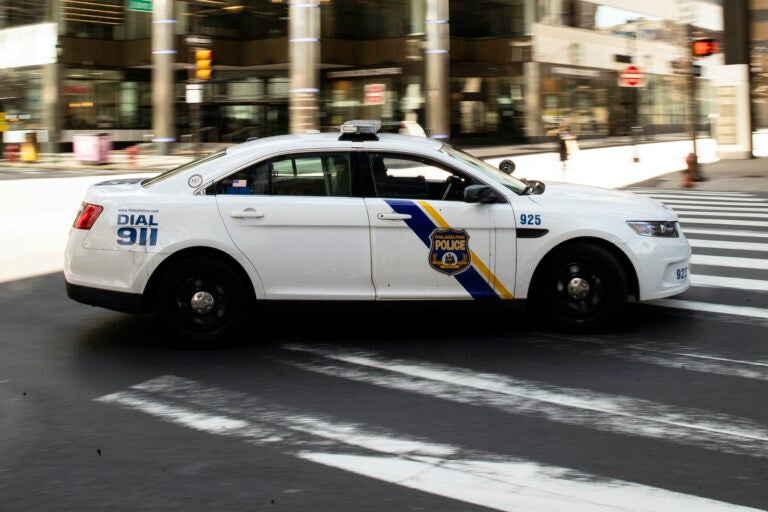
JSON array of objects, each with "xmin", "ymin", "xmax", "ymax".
[
  {"xmin": 190, "ymin": 291, "xmax": 215, "ymax": 315},
  {"xmin": 566, "ymin": 277, "xmax": 590, "ymax": 301}
]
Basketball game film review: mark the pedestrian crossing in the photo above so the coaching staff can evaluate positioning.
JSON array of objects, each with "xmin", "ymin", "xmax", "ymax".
[
  {"xmin": 627, "ymin": 189, "xmax": 768, "ymax": 317},
  {"xmin": 96, "ymin": 341, "xmax": 768, "ymax": 511}
]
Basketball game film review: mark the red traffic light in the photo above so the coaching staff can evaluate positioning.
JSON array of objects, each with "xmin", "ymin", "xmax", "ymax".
[{"xmin": 692, "ymin": 39, "xmax": 718, "ymax": 57}]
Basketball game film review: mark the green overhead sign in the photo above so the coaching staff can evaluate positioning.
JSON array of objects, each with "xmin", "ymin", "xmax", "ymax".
[{"xmin": 127, "ymin": 0, "xmax": 152, "ymax": 12}]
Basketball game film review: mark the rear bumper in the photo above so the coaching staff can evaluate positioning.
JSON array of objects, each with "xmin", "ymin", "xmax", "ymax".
[{"xmin": 65, "ymin": 280, "xmax": 145, "ymax": 314}]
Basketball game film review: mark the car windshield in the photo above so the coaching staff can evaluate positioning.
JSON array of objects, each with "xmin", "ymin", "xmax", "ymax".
[
  {"xmin": 441, "ymin": 145, "xmax": 529, "ymax": 194},
  {"xmin": 141, "ymin": 150, "xmax": 227, "ymax": 188}
]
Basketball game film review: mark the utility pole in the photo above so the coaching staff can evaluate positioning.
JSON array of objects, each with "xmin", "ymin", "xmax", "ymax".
[{"xmin": 687, "ymin": 22, "xmax": 700, "ymax": 179}]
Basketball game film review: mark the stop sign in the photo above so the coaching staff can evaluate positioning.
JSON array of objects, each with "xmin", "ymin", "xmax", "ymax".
[{"xmin": 619, "ymin": 65, "xmax": 645, "ymax": 87}]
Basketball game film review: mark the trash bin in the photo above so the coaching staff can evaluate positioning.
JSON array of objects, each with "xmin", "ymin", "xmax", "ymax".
[{"xmin": 73, "ymin": 133, "xmax": 112, "ymax": 165}]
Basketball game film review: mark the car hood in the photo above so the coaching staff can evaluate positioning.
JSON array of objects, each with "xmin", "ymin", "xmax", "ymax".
[{"xmin": 526, "ymin": 182, "xmax": 677, "ymax": 219}]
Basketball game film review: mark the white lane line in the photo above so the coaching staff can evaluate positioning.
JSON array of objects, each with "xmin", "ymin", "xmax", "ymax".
[
  {"xmin": 691, "ymin": 274, "xmax": 768, "ymax": 292},
  {"xmin": 282, "ymin": 346, "xmax": 768, "ymax": 459},
  {"xmin": 661, "ymin": 202, "xmax": 768, "ymax": 209},
  {"xmin": 660, "ymin": 201, "xmax": 768, "ymax": 207},
  {"xmin": 96, "ymin": 376, "xmax": 766, "ymax": 512},
  {"xmin": 649, "ymin": 298, "xmax": 768, "ymax": 319},
  {"xmin": 637, "ymin": 192, "xmax": 755, "ymax": 198},
  {"xmin": 301, "ymin": 452, "xmax": 762, "ymax": 512},
  {"xmin": 692, "ymin": 254, "xmax": 768, "ymax": 270},
  {"xmin": 534, "ymin": 334, "xmax": 768, "ymax": 382},
  {"xmin": 645, "ymin": 193, "xmax": 768, "ymax": 204},
  {"xmin": 671, "ymin": 205, "xmax": 768, "ymax": 213},
  {"xmin": 680, "ymin": 217, "xmax": 768, "ymax": 228},
  {"xmin": 675, "ymin": 211, "xmax": 768, "ymax": 219},
  {"xmin": 689, "ymin": 239, "xmax": 768, "ymax": 251},
  {"xmin": 97, "ymin": 391, "xmax": 249, "ymax": 432},
  {"xmin": 683, "ymin": 228, "xmax": 768, "ymax": 239}
]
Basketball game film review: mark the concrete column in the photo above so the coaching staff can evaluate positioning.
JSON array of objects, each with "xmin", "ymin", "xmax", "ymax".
[
  {"xmin": 152, "ymin": 0, "xmax": 176, "ymax": 155},
  {"xmin": 43, "ymin": 2, "xmax": 62, "ymax": 156},
  {"xmin": 425, "ymin": 0, "xmax": 449, "ymax": 139},
  {"xmin": 289, "ymin": 0, "xmax": 320, "ymax": 134},
  {"xmin": 722, "ymin": 0, "xmax": 753, "ymax": 156},
  {"xmin": 409, "ymin": 0, "xmax": 425, "ymax": 35},
  {"xmin": 524, "ymin": 61, "xmax": 542, "ymax": 138}
]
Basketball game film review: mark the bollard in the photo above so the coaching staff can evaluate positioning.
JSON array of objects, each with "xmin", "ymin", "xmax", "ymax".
[
  {"xmin": 126, "ymin": 145, "xmax": 138, "ymax": 165},
  {"xmin": 3, "ymin": 144, "xmax": 19, "ymax": 162}
]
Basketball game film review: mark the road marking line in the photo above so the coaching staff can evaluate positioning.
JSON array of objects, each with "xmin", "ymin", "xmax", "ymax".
[
  {"xmin": 692, "ymin": 254, "xmax": 768, "ymax": 270},
  {"xmin": 683, "ymin": 228, "xmax": 768, "ymax": 239},
  {"xmin": 649, "ymin": 298, "xmax": 768, "ymax": 319},
  {"xmin": 96, "ymin": 375, "xmax": 766, "ymax": 512},
  {"xmin": 531, "ymin": 334, "xmax": 768, "ymax": 382},
  {"xmin": 680, "ymin": 217, "xmax": 768, "ymax": 227},
  {"xmin": 282, "ymin": 346, "xmax": 768, "ymax": 458},
  {"xmin": 688, "ymin": 239, "xmax": 768, "ymax": 251}
]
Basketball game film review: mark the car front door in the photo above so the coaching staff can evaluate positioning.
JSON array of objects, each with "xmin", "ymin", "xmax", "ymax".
[
  {"xmin": 215, "ymin": 151, "xmax": 374, "ymax": 300},
  {"xmin": 363, "ymin": 152, "xmax": 515, "ymax": 301}
]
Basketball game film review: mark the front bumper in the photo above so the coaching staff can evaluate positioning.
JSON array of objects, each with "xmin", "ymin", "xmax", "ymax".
[{"xmin": 628, "ymin": 235, "xmax": 692, "ymax": 301}]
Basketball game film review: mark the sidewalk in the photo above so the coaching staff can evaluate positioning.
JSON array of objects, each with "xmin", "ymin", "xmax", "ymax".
[{"xmin": 2, "ymin": 134, "xmax": 766, "ymax": 191}]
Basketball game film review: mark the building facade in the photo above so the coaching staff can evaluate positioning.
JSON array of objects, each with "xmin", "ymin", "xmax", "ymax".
[{"xmin": 0, "ymin": 0, "xmax": 741, "ymax": 151}]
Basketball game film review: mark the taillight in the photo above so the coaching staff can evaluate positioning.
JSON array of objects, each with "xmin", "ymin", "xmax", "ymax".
[{"xmin": 73, "ymin": 202, "xmax": 104, "ymax": 230}]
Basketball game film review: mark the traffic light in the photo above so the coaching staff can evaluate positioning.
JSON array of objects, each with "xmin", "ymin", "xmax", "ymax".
[
  {"xmin": 195, "ymin": 49, "xmax": 212, "ymax": 80},
  {"xmin": 692, "ymin": 38, "xmax": 718, "ymax": 57}
]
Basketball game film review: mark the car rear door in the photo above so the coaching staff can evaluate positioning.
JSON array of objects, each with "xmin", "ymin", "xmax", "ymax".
[{"xmin": 215, "ymin": 151, "xmax": 374, "ymax": 300}]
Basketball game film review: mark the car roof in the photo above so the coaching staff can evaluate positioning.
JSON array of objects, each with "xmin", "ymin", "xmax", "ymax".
[{"xmin": 225, "ymin": 131, "xmax": 446, "ymax": 158}]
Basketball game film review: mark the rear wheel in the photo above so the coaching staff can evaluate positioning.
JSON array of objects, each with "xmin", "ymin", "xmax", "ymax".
[
  {"xmin": 529, "ymin": 243, "xmax": 628, "ymax": 332},
  {"xmin": 156, "ymin": 256, "xmax": 252, "ymax": 348}
]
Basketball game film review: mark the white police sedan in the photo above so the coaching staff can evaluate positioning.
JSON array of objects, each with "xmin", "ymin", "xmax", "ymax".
[{"xmin": 64, "ymin": 120, "xmax": 691, "ymax": 346}]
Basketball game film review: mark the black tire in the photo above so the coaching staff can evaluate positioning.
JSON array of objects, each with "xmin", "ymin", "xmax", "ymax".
[
  {"xmin": 156, "ymin": 256, "xmax": 252, "ymax": 348},
  {"xmin": 528, "ymin": 243, "xmax": 628, "ymax": 333}
]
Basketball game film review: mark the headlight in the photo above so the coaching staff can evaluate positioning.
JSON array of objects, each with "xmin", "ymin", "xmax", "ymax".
[{"xmin": 627, "ymin": 220, "xmax": 680, "ymax": 237}]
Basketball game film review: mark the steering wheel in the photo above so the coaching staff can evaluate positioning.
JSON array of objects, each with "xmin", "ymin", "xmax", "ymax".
[{"xmin": 442, "ymin": 175, "xmax": 467, "ymax": 200}]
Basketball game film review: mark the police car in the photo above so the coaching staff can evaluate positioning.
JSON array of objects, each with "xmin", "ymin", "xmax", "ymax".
[{"xmin": 64, "ymin": 120, "xmax": 691, "ymax": 346}]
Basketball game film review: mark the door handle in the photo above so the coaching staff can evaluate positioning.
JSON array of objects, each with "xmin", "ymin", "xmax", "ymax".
[
  {"xmin": 378, "ymin": 213, "xmax": 412, "ymax": 221},
  {"xmin": 230, "ymin": 208, "xmax": 265, "ymax": 219}
]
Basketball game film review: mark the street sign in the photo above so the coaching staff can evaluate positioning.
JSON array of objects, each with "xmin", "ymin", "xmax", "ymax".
[
  {"xmin": 619, "ymin": 65, "xmax": 645, "ymax": 87},
  {"xmin": 185, "ymin": 35, "xmax": 212, "ymax": 47},
  {"xmin": 127, "ymin": 0, "xmax": 152, "ymax": 12},
  {"xmin": 186, "ymin": 84, "xmax": 202, "ymax": 104},
  {"xmin": 364, "ymin": 83, "xmax": 386, "ymax": 105}
]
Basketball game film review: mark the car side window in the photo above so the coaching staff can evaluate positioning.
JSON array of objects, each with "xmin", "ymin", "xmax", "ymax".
[
  {"xmin": 214, "ymin": 152, "xmax": 353, "ymax": 197},
  {"xmin": 214, "ymin": 160, "xmax": 271, "ymax": 195},
  {"xmin": 369, "ymin": 154, "xmax": 473, "ymax": 201}
]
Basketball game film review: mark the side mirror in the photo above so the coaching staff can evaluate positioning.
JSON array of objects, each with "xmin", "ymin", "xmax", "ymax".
[
  {"xmin": 464, "ymin": 184, "xmax": 500, "ymax": 204},
  {"xmin": 499, "ymin": 159, "xmax": 516, "ymax": 174}
]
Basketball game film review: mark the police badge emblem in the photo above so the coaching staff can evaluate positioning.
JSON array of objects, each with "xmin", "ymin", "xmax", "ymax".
[{"xmin": 428, "ymin": 228, "xmax": 471, "ymax": 275}]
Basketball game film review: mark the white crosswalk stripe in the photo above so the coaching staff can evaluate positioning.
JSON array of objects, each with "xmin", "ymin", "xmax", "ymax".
[{"xmin": 97, "ymin": 372, "xmax": 767, "ymax": 512}]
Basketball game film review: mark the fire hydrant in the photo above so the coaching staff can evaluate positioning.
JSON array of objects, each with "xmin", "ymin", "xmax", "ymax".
[
  {"xmin": 126, "ymin": 145, "xmax": 138, "ymax": 165},
  {"xmin": 682, "ymin": 152, "xmax": 697, "ymax": 188}
]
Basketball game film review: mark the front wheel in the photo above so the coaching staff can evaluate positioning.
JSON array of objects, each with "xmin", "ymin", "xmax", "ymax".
[
  {"xmin": 156, "ymin": 256, "xmax": 252, "ymax": 348},
  {"xmin": 528, "ymin": 243, "xmax": 628, "ymax": 333}
]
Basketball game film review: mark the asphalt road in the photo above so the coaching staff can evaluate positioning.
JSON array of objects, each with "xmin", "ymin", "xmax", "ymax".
[{"xmin": 1, "ymin": 271, "xmax": 767, "ymax": 511}]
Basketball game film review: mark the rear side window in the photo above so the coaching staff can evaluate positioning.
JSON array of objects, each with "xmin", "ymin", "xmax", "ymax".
[{"xmin": 212, "ymin": 152, "xmax": 353, "ymax": 197}]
